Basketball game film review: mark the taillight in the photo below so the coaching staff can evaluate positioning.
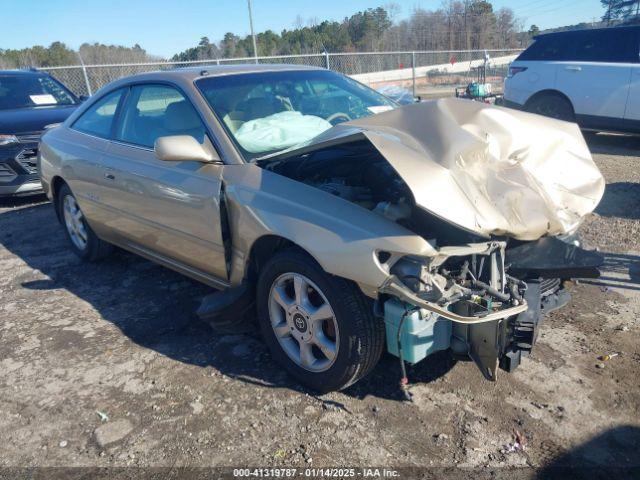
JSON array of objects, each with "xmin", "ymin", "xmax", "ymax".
[{"xmin": 508, "ymin": 66, "xmax": 528, "ymax": 77}]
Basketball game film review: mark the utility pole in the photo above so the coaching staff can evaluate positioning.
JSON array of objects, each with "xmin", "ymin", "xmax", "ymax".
[
  {"xmin": 76, "ymin": 51, "xmax": 92, "ymax": 96},
  {"xmin": 247, "ymin": 0, "xmax": 258, "ymax": 64},
  {"xmin": 463, "ymin": 0, "xmax": 470, "ymax": 51}
]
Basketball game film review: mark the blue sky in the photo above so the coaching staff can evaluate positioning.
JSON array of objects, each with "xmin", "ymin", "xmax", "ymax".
[{"xmin": 2, "ymin": 0, "xmax": 604, "ymax": 58}]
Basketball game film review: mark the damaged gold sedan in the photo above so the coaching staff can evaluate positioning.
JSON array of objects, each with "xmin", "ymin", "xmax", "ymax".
[{"xmin": 38, "ymin": 65, "xmax": 605, "ymax": 392}]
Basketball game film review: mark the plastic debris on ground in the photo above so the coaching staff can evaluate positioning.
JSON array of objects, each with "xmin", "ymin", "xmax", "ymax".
[
  {"xmin": 501, "ymin": 430, "xmax": 527, "ymax": 454},
  {"xmin": 96, "ymin": 410, "xmax": 109, "ymax": 422},
  {"xmin": 597, "ymin": 353, "xmax": 619, "ymax": 361}
]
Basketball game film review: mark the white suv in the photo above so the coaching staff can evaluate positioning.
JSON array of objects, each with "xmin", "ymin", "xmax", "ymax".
[{"xmin": 504, "ymin": 26, "xmax": 639, "ymax": 133}]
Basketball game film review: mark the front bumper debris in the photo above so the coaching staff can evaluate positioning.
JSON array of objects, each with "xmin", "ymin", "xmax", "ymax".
[
  {"xmin": 506, "ymin": 236, "xmax": 603, "ymax": 279},
  {"xmin": 380, "ymin": 277, "xmax": 528, "ymax": 324},
  {"xmin": 379, "ymin": 237, "xmax": 603, "ymax": 381}
]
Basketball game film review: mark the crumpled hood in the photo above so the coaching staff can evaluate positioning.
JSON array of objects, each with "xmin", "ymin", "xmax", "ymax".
[{"xmin": 281, "ymin": 98, "xmax": 605, "ymax": 241}]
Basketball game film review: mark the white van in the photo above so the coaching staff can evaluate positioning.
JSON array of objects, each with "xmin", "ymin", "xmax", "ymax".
[{"xmin": 503, "ymin": 26, "xmax": 640, "ymax": 133}]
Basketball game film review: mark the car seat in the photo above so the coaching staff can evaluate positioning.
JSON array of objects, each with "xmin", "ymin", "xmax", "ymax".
[
  {"xmin": 222, "ymin": 111, "xmax": 245, "ymax": 133},
  {"xmin": 243, "ymin": 97, "xmax": 285, "ymax": 121},
  {"xmin": 162, "ymin": 100, "xmax": 205, "ymax": 143}
]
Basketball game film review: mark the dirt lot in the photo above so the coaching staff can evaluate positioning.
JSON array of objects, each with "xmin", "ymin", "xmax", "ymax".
[{"xmin": 1, "ymin": 133, "xmax": 639, "ymax": 478}]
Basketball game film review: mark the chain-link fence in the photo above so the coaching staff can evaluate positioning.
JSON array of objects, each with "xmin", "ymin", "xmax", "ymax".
[{"xmin": 38, "ymin": 49, "xmax": 522, "ymax": 98}]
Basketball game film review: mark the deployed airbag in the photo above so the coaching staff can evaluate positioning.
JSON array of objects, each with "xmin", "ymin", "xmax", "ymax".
[
  {"xmin": 235, "ymin": 111, "xmax": 332, "ymax": 153},
  {"xmin": 268, "ymin": 99, "xmax": 605, "ymax": 241}
]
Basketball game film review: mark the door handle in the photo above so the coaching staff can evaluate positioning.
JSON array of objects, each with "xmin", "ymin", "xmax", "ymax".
[
  {"xmin": 565, "ymin": 66, "xmax": 582, "ymax": 72},
  {"xmin": 105, "ymin": 173, "xmax": 115, "ymax": 180}
]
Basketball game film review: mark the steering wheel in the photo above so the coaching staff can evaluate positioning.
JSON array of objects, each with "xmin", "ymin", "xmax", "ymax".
[{"xmin": 326, "ymin": 112, "xmax": 352, "ymax": 125}]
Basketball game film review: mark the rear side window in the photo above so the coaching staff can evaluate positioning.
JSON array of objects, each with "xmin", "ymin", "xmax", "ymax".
[
  {"xmin": 517, "ymin": 35, "xmax": 571, "ymax": 61},
  {"xmin": 72, "ymin": 89, "xmax": 124, "ymax": 138},
  {"xmin": 114, "ymin": 84, "xmax": 206, "ymax": 149},
  {"xmin": 573, "ymin": 29, "xmax": 639, "ymax": 63}
]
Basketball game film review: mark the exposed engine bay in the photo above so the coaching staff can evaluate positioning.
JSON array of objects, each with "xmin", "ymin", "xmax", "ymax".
[
  {"xmin": 261, "ymin": 139, "xmax": 414, "ymax": 223},
  {"xmin": 259, "ymin": 138, "xmax": 484, "ymax": 249},
  {"xmin": 263, "ymin": 141, "xmax": 533, "ymax": 325}
]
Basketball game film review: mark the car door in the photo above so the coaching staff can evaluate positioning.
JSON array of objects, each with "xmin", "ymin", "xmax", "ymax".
[
  {"xmin": 624, "ymin": 29, "xmax": 640, "ymax": 122},
  {"xmin": 65, "ymin": 87, "xmax": 127, "ymax": 232},
  {"xmin": 99, "ymin": 83, "xmax": 228, "ymax": 282},
  {"xmin": 556, "ymin": 29, "xmax": 634, "ymax": 121}
]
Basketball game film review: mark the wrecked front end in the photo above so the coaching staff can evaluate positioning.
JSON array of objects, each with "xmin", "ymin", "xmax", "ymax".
[
  {"xmin": 377, "ymin": 236, "xmax": 602, "ymax": 380},
  {"xmin": 257, "ymin": 98, "xmax": 605, "ymax": 381}
]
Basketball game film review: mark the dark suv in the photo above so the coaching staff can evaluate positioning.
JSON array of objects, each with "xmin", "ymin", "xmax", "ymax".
[
  {"xmin": 0, "ymin": 70, "xmax": 80, "ymax": 197},
  {"xmin": 503, "ymin": 26, "xmax": 640, "ymax": 133}
]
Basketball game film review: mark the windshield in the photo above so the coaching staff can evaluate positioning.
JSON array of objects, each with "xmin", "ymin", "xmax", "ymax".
[
  {"xmin": 196, "ymin": 69, "xmax": 396, "ymax": 160},
  {"xmin": 0, "ymin": 74, "xmax": 77, "ymax": 110}
]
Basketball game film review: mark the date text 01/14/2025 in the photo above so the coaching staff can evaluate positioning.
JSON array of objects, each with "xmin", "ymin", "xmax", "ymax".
[{"xmin": 232, "ymin": 468, "xmax": 400, "ymax": 478}]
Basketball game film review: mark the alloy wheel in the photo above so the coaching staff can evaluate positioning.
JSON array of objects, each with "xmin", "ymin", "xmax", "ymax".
[
  {"xmin": 62, "ymin": 194, "xmax": 88, "ymax": 251},
  {"xmin": 268, "ymin": 272, "xmax": 339, "ymax": 372}
]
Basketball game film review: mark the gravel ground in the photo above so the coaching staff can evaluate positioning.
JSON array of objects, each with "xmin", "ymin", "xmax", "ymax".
[{"xmin": 0, "ymin": 133, "xmax": 639, "ymax": 478}]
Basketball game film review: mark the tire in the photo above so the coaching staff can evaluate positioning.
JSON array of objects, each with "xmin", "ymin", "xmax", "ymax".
[
  {"xmin": 57, "ymin": 183, "xmax": 113, "ymax": 261},
  {"xmin": 256, "ymin": 250, "xmax": 385, "ymax": 392},
  {"xmin": 525, "ymin": 93, "xmax": 575, "ymax": 122}
]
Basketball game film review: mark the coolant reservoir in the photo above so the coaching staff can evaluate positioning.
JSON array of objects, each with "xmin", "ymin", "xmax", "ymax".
[{"xmin": 383, "ymin": 298, "xmax": 452, "ymax": 364}]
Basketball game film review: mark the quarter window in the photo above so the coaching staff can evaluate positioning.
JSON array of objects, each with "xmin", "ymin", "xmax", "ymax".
[
  {"xmin": 72, "ymin": 89, "xmax": 124, "ymax": 138},
  {"xmin": 573, "ymin": 29, "xmax": 639, "ymax": 63},
  {"xmin": 115, "ymin": 84, "xmax": 206, "ymax": 148}
]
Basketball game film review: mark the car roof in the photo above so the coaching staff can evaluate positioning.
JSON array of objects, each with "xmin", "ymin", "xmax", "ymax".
[
  {"xmin": 0, "ymin": 69, "xmax": 49, "ymax": 76},
  {"xmin": 534, "ymin": 25, "xmax": 640, "ymax": 40},
  {"xmin": 107, "ymin": 63, "xmax": 325, "ymax": 86}
]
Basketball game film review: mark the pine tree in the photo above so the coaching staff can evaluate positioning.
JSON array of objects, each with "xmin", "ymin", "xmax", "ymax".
[{"xmin": 602, "ymin": 0, "xmax": 640, "ymax": 23}]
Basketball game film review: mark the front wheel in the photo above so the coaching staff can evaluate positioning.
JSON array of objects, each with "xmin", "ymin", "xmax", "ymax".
[{"xmin": 256, "ymin": 250, "xmax": 384, "ymax": 392}]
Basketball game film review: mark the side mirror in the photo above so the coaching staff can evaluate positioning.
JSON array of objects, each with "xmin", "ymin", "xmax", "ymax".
[{"xmin": 154, "ymin": 135, "xmax": 221, "ymax": 163}]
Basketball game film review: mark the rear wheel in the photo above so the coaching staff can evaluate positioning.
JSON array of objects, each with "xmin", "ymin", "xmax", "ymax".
[
  {"xmin": 525, "ymin": 93, "xmax": 575, "ymax": 122},
  {"xmin": 256, "ymin": 250, "xmax": 384, "ymax": 392},
  {"xmin": 58, "ymin": 184, "xmax": 113, "ymax": 261}
]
